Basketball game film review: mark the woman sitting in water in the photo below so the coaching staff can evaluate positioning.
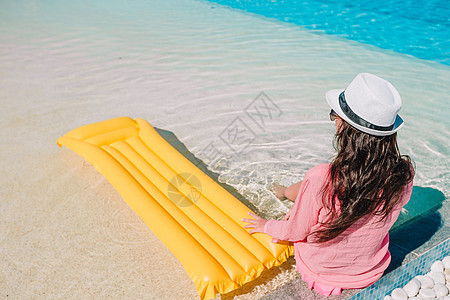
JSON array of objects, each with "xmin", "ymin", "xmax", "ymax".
[{"xmin": 243, "ymin": 73, "xmax": 414, "ymax": 297}]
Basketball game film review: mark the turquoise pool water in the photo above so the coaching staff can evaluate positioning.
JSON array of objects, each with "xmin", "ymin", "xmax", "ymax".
[{"xmin": 207, "ymin": 0, "xmax": 450, "ymax": 65}]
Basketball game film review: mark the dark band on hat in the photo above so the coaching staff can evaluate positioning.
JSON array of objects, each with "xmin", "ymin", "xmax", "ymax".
[{"xmin": 339, "ymin": 92, "xmax": 394, "ymax": 132}]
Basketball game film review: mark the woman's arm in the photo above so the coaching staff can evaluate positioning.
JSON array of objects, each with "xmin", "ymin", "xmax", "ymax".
[
  {"xmin": 273, "ymin": 180, "xmax": 303, "ymax": 201},
  {"xmin": 245, "ymin": 182, "xmax": 303, "ymax": 234},
  {"xmin": 244, "ymin": 176, "xmax": 321, "ymax": 242}
]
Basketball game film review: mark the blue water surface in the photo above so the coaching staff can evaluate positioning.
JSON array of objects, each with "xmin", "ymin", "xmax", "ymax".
[{"xmin": 206, "ymin": 0, "xmax": 450, "ymax": 65}]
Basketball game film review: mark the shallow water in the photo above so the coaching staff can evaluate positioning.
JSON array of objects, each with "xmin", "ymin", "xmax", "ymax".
[{"xmin": 0, "ymin": 0, "xmax": 449, "ymax": 298}]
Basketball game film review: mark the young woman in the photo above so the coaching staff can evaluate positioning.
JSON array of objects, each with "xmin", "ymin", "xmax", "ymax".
[{"xmin": 243, "ymin": 73, "xmax": 414, "ymax": 297}]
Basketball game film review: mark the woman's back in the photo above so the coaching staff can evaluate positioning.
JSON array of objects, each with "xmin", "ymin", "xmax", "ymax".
[{"xmin": 275, "ymin": 163, "xmax": 413, "ymax": 288}]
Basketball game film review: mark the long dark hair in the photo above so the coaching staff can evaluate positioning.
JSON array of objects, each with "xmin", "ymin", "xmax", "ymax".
[{"xmin": 311, "ymin": 120, "xmax": 414, "ymax": 243}]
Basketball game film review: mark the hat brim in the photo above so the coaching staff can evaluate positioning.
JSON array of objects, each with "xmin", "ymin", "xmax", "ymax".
[{"xmin": 326, "ymin": 89, "xmax": 404, "ymax": 136}]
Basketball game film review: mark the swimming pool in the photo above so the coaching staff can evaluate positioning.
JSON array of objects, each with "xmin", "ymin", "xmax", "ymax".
[
  {"xmin": 207, "ymin": 0, "xmax": 450, "ymax": 65},
  {"xmin": 0, "ymin": 0, "xmax": 448, "ymax": 298}
]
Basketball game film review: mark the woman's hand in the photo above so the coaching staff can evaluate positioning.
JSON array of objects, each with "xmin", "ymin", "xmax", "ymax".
[
  {"xmin": 242, "ymin": 212, "xmax": 268, "ymax": 234},
  {"xmin": 272, "ymin": 184, "xmax": 287, "ymax": 200},
  {"xmin": 273, "ymin": 181, "xmax": 303, "ymax": 202}
]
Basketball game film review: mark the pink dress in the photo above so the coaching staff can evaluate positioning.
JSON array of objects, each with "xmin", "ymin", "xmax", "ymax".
[{"xmin": 264, "ymin": 164, "xmax": 413, "ymax": 297}]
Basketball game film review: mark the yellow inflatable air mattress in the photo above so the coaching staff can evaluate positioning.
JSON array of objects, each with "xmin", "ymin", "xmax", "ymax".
[{"xmin": 57, "ymin": 117, "xmax": 293, "ymax": 299}]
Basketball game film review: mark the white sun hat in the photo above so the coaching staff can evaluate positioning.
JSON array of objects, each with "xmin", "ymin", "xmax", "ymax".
[{"xmin": 326, "ymin": 73, "xmax": 404, "ymax": 136}]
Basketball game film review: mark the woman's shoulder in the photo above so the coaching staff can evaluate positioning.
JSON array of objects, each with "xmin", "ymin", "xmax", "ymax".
[{"xmin": 305, "ymin": 163, "xmax": 331, "ymax": 181}]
